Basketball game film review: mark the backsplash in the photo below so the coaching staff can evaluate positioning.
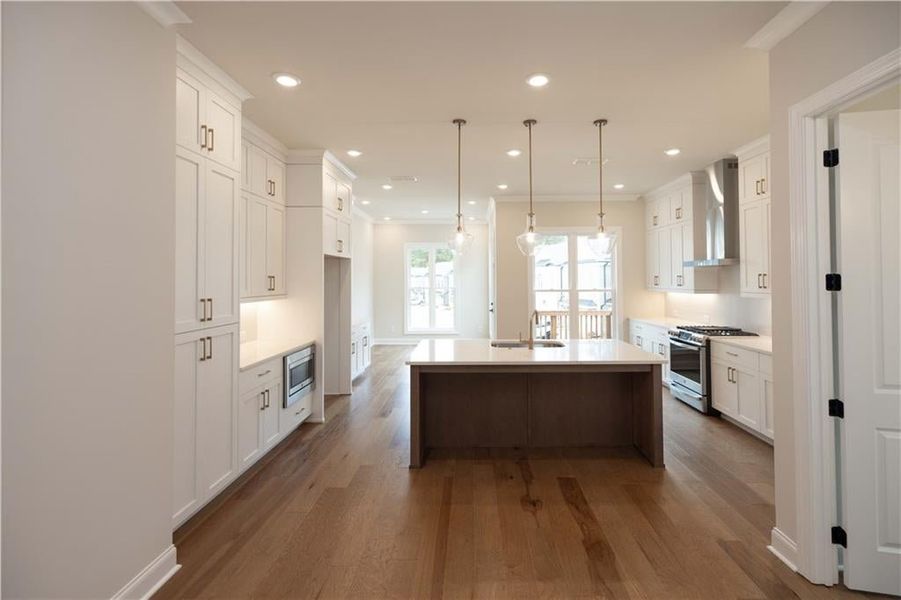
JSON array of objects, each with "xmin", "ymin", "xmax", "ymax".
[{"xmin": 665, "ymin": 266, "xmax": 772, "ymax": 335}]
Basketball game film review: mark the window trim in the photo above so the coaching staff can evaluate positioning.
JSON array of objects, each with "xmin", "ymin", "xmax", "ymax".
[
  {"xmin": 404, "ymin": 242, "xmax": 460, "ymax": 335},
  {"xmin": 526, "ymin": 226, "xmax": 623, "ymax": 340}
]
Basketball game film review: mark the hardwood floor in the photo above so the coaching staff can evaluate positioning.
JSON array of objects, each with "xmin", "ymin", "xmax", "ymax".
[{"xmin": 157, "ymin": 345, "xmax": 870, "ymax": 599}]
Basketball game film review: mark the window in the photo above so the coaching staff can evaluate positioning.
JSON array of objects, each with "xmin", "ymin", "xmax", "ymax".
[
  {"xmin": 405, "ymin": 243, "xmax": 457, "ymax": 333},
  {"xmin": 530, "ymin": 232, "xmax": 617, "ymax": 339}
]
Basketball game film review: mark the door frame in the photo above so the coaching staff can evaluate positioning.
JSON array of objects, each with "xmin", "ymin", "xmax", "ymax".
[
  {"xmin": 526, "ymin": 226, "xmax": 624, "ymax": 341},
  {"xmin": 787, "ymin": 47, "xmax": 900, "ymax": 585}
]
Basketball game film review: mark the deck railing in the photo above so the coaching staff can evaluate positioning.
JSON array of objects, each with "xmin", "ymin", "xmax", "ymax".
[{"xmin": 536, "ymin": 310, "xmax": 613, "ymax": 340}]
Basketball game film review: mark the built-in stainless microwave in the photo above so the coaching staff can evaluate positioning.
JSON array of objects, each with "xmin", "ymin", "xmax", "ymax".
[{"xmin": 285, "ymin": 345, "xmax": 314, "ymax": 408}]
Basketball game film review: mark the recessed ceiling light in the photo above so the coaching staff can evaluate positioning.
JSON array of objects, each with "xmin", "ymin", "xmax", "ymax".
[
  {"xmin": 421, "ymin": 209, "xmax": 429, "ymax": 215},
  {"xmin": 506, "ymin": 149, "xmax": 522, "ymax": 157},
  {"xmin": 360, "ymin": 200, "xmax": 371, "ymax": 205},
  {"xmin": 527, "ymin": 73, "xmax": 550, "ymax": 88},
  {"xmin": 346, "ymin": 150, "xmax": 362, "ymax": 158},
  {"xmin": 383, "ymin": 216, "xmax": 391, "ymax": 221},
  {"xmin": 613, "ymin": 183, "xmax": 625, "ymax": 190},
  {"xmin": 497, "ymin": 184, "xmax": 508, "ymax": 190},
  {"xmin": 381, "ymin": 184, "xmax": 393, "ymax": 190},
  {"xmin": 273, "ymin": 73, "xmax": 300, "ymax": 88},
  {"xmin": 468, "ymin": 200, "xmax": 476, "ymax": 205},
  {"xmin": 664, "ymin": 148, "xmax": 681, "ymax": 156}
]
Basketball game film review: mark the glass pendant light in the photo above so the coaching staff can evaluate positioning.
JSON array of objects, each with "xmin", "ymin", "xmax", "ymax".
[
  {"xmin": 449, "ymin": 118, "xmax": 473, "ymax": 255},
  {"xmin": 587, "ymin": 118, "xmax": 615, "ymax": 257},
  {"xmin": 515, "ymin": 119, "xmax": 541, "ymax": 256}
]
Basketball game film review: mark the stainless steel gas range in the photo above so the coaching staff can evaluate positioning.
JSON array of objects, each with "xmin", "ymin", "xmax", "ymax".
[{"xmin": 668, "ymin": 325, "xmax": 758, "ymax": 413}]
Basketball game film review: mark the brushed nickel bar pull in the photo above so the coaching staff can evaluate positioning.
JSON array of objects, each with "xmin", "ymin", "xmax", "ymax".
[
  {"xmin": 208, "ymin": 128, "xmax": 214, "ymax": 152},
  {"xmin": 260, "ymin": 392, "xmax": 266, "ymax": 411},
  {"xmin": 763, "ymin": 273, "xmax": 768, "ymax": 289},
  {"xmin": 199, "ymin": 337, "xmax": 207, "ymax": 361},
  {"xmin": 257, "ymin": 369, "xmax": 272, "ymax": 378},
  {"xmin": 207, "ymin": 297, "xmax": 213, "ymax": 320},
  {"xmin": 761, "ymin": 178, "xmax": 766, "ymax": 194},
  {"xmin": 206, "ymin": 337, "xmax": 212, "ymax": 360},
  {"xmin": 200, "ymin": 125, "xmax": 207, "ymax": 149}
]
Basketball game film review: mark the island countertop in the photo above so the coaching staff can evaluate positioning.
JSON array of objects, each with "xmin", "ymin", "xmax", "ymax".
[{"xmin": 407, "ymin": 338, "xmax": 667, "ymax": 366}]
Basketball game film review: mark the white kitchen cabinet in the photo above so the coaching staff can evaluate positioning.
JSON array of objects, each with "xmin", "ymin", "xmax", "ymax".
[
  {"xmin": 351, "ymin": 323, "xmax": 373, "ymax": 381},
  {"xmin": 280, "ymin": 392, "xmax": 312, "ymax": 436},
  {"xmin": 176, "ymin": 67, "xmax": 241, "ymax": 172},
  {"xmin": 175, "ymin": 147, "xmax": 240, "ymax": 333},
  {"xmin": 243, "ymin": 141, "xmax": 286, "ymax": 204},
  {"xmin": 740, "ymin": 198, "xmax": 771, "ymax": 296},
  {"xmin": 324, "ymin": 211, "xmax": 352, "ymax": 258},
  {"xmin": 242, "ymin": 196, "xmax": 285, "ymax": 299},
  {"xmin": 739, "ymin": 152, "xmax": 770, "ymax": 204},
  {"xmin": 711, "ymin": 340, "xmax": 772, "ymax": 443},
  {"xmin": 173, "ymin": 324, "xmax": 239, "ymax": 528},
  {"xmin": 644, "ymin": 174, "xmax": 717, "ymax": 294},
  {"xmin": 628, "ymin": 319, "xmax": 671, "ymax": 385},
  {"xmin": 238, "ymin": 378, "xmax": 283, "ymax": 472}
]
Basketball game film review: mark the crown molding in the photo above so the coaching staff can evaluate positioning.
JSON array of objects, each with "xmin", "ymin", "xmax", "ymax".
[
  {"xmin": 242, "ymin": 118, "xmax": 289, "ymax": 160},
  {"xmin": 732, "ymin": 134, "xmax": 770, "ymax": 161},
  {"xmin": 492, "ymin": 193, "xmax": 639, "ymax": 204},
  {"xmin": 745, "ymin": 1, "xmax": 829, "ymax": 51},
  {"xmin": 643, "ymin": 172, "xmax": 707, "ymax": 199},
  {"xmin": 176, "ymin": 35, "xmax": 252, "ymax": 103},
  {"xmin": 285, "ymin": 149, "xmax": 357, "ymax": 181},
  {"xmin": 138, "ymin": 1, "xmax": 191, "ymax": 28}
]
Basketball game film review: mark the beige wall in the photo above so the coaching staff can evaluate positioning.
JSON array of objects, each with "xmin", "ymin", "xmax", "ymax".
[
  {"xmin": 373, "ymin": 223, "xmax": 488, "ymax": 340},
  {"xmin": 352, "ymin": 214, "xmax": 375, "ymax": 327},
  {"xmin": 769, "ymin": 1, "xmax": 900, "ymax": 548},
  {"xmin": 494, "ymin": 199, "xmax": 664, "ymax": 339},
  {"xmin": 2, "ymin": 3, "xmax": 176, "ymax": 597}
]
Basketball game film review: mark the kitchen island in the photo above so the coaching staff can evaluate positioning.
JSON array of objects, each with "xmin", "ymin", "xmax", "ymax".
[{"xmin": 407, "ymin": 339, "xmax": 666, "ymax": 468}]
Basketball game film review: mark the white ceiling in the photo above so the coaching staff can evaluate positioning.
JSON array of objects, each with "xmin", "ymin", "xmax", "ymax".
[{"xmin": 176, "ymin": 1, "xmax": 781, "ymax": 221}]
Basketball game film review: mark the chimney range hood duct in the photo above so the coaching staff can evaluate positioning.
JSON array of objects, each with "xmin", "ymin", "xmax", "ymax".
[{"xmin": 684, "ymin": 158, "xmax": 739, "ymax": 268}]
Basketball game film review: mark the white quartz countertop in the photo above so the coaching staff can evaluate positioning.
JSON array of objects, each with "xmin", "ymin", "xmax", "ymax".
[
  {"xmin": 407, "ymin": 338, "xmax": 667, "ymax": 366},
  {"xmin": 240, "ymin": 338, "xmax": 314, "ymax": 371},
  {"xmin": 711, "ymin": 336, "xmax": 773, "ymax": 355}
]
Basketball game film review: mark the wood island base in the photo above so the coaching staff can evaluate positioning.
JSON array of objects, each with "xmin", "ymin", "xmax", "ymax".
[{"xmin": 409, "ymin": 364, "xmax": 663, "ymax": 468}]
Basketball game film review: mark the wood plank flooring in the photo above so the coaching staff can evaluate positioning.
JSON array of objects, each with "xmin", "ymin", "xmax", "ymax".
[{"xmin": 157, "ymin": 345, "xmax": 872, "ymax": 599}]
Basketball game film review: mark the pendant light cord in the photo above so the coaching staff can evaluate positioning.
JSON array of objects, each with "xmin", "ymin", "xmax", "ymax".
[
  {"xmin": 453, "ymin": 119, "xmax": 466, "ymax": 230},
  {"xmin": 524, "ymin": 119, "xmax": 537, "ymax": 228},
  {"xmin": 594, "ymin": 119, "xmax": 608, "ymax": 230}
]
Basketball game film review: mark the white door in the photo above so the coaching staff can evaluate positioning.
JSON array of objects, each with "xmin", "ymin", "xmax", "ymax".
[
  {"xmin": 202, "ymin": 163, "xmax": 239, "ymax": 327},
  {"xmin": 837, "ymin": 108, "xmax": 901, "ymax": 595},
  {"xmin": 336, "ymin": 219, "xmax": 351, "ymax": 257},
  {"xmin": 266, "ymin": 203, "xmax": 285, "ymax": 294},
  {"xmin": 175, "ymin": 69, "xmax": 204, "ymax": 156},
  {"xmin": 740, "ymin": 200, "xmax": 767, "ymax": 295},
  {"xmin": 647, "ymin": 229, "xmax": 659, "ymax": 289},
  {"xmin": 197, "ymin": 326, "xmax": 237, "ymax": 498},
  {"xmin": 246, "ymin": 197, "xmax": 268, "ymax": 297},
  {"xmin": 237, "ymin": 387, "xmax": 262, "ymax": 471},
  {"xmin": 657, "ymin": 226, "xmax": 672, "ymax": 292},
  {"xmin": 268, "ymin": 157, "xmax": 286, "ymax": 203},
  {"xmin": 323, "ymin": 212, "xmax": 338, "ymax": 256},
  {"xmin": 670, "ymin": 223, "xmax": 684, "ymax": 289},
  {"xmin": 261, "ymin": 381, "xmax": 282, "ymax": 449},
  {"xmin": 175, "ymin": 148, "xmax": 204, "ymax": 334},
  {"xmin": 172, "ymin": 333, "xmax": 201, "ymax": 526},
  {"xmin": 245, "ymin": 144, "xmax": 269, "ymax": 198},
  {"xmin": 734, "ymin": 367, "xmax": 760, "ymax": 431},
  {"xmin": 204, "ymin": 91, "xmax": 241, "ymax": 172},
  {"xmin": 711, "ymin": 361, "xmax": 737, "ymax": 417}
]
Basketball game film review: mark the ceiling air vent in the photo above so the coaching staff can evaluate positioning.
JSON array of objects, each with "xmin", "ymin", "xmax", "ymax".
[
  {"xmin": 572, "ymin": 157, "xmax": 610, "ymax": 166},
  {"xmin": 389, "ymin": 175, "xmax": 419, "ymax": 183}
]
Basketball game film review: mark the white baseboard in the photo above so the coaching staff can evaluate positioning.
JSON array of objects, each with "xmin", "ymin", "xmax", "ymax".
[
  {"xmin": 111, "ymin": 544, "xmax": 180, "ymax": 600},
  {"xmin": 768, "ymin": 527, "xmax": 799, "ymax": 572},
  {"xmin": 373, "ymin": 338, "xmax": 421, "ymax": 346}
]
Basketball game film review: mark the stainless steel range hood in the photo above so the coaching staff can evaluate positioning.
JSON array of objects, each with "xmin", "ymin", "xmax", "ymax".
[{"xmin": 684, "ymin": 158, "xmax": 739, "ymax": 267}]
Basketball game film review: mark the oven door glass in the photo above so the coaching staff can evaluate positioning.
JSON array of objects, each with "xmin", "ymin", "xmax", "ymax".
[
  {"xmin": 289, "ymin": 359, "xmax": 313, "ymax": 393},
  {"xmin": 669, "ymin": 341, "xmax": 703, "ymax": 387}
]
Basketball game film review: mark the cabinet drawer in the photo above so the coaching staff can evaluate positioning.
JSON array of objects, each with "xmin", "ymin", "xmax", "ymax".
[
  {"xmin": 281, "ymin": 393, "xmax": 312, "ymax": 434},
  {"xmin": 711, "ymin": 342, "xmax": 759, "ymax": 372},
  {"xmin": 239, "ymin": 358, "xmax": 282, "ymax": 395},
  {"xmin": 759, "ymin": 353, "xmax": 773, "ymax": 377}
]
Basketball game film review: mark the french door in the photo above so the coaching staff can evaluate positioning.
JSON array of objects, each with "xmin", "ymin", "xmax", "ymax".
[{"xmin": 530, "ymin": 232, "xmax": 617, "ymax": 340}]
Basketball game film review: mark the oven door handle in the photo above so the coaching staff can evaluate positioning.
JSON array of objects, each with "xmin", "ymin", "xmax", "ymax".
[{"xmin": 669, "ymin": 338, "xmax": 704, "ymax": 350}]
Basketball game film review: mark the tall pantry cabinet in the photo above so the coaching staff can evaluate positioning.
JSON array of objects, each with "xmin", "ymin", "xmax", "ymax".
[
  {"xmin": 172, "ymin": 38, "xmax": 251, "ymax": 529},
  {"xmin": 735, "ymin": 136, "xmax": 772, "ymax": 297}
]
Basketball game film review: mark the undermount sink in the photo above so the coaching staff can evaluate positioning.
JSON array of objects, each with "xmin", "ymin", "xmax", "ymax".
[{"xmin": 490, "ymin": 340, "xmax": 566, "ymax": 349}]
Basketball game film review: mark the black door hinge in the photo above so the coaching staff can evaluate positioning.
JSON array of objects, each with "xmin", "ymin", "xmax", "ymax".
[
  {"xmin": 825, "ymin": 273, "xmax": 842, "ymax": 291},
  {"xmin": 831, "ymin": 526, "xmax": 847, "ymax": 548},
  {"xmin": 828, "ymin": 398, "xmax": 844, "ymax": 418},
  {"xmin": 824, "ymin": 148, "xmax": 839, "ymax": 168}
]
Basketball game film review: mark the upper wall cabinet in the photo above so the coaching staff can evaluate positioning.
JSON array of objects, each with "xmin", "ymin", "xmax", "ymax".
[
  {"xmin": 176, "ymin": 68, "xmax": 242, "ymax": 172},
  {"xmin": 734, "ymin": 136, "xmax": 771, "ymax": 297},
  {"xmin": 644, "ymin": 174, "xmax": 717, "ymax": 293},
  {"xmin": 243, "ymin": 141, "xmax": 285, "ymax": 204}
]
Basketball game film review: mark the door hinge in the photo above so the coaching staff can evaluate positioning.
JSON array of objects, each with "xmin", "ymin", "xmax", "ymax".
[
  {"xmin": 823, "ymin": 148, "xmax": 839, "ymax": 168},
  {"xmin": 828, "ymin": 398, "xmax": 844, "ymax": 418},
  {"xmin": 831, "ymin": 526, "xmax": 847, "ymax": 548},
  {"xmin": 825, "ymin": 273, "xmax": 842, "ymax": 291}
]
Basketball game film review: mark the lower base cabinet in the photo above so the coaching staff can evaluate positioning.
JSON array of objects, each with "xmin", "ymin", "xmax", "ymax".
[
  {"xmin": 173, "ymin": 324, "xmax": 239, "ymax": 528},
  {"xmin": 351, "ymin": 322, "xmax": 372, "ymax": 380},
  {"xmin": 629, "ymin": 319, "xmax": 670, "ymax": 385},
  {"xmin": 711, "ymin": 341, "xmax": 773, "ymax": 443},
  {"xmin": 237, "ymin": 378, "xmax": 282, "ymax": 472}
]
